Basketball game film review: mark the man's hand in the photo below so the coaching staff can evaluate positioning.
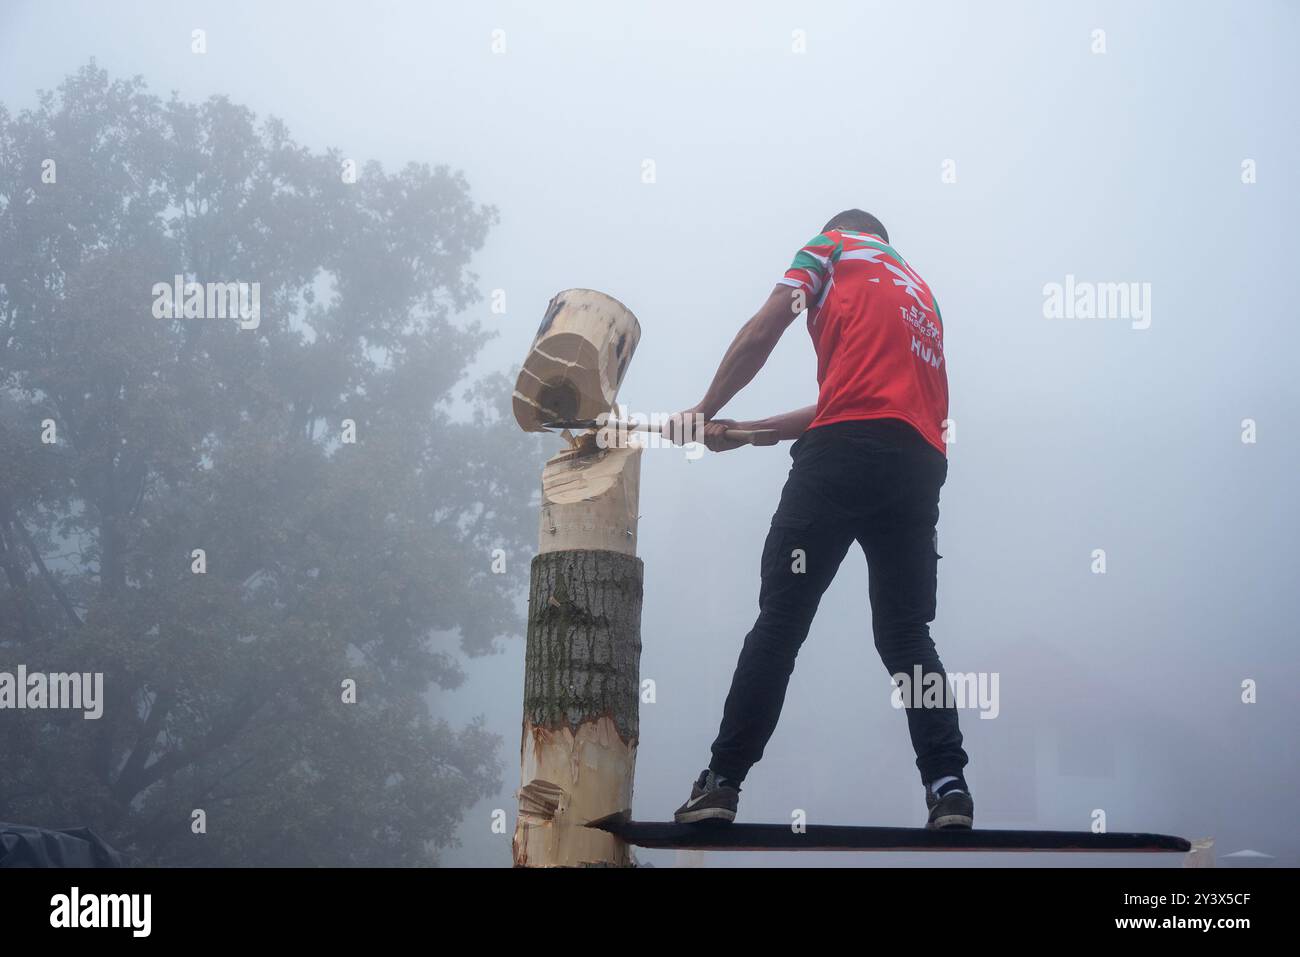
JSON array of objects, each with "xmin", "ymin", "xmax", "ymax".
[
  {"xmin": 665, "ymin": 405, "xmax": 818, "ymax": 449},
  {"xmin": 661, "ymin": 407, "xmax": 706, "ymax": 446},
  {"xmin": 701, "ymin": 418, "xmax": 746, "ymax": 453},
  {"xmin": 661, "ymin": 413, "xmax": 750, "ymax": 452}
]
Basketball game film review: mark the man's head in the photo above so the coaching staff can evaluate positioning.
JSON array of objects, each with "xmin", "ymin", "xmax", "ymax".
[{"xmin": 822, "ymin": 209, "xmax": 888, "ymax": 243}]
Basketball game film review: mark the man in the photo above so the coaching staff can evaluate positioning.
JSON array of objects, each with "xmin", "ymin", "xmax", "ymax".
[{"xmin": 664, "ymin": 209, "xmax": 973, "ymax": 830}]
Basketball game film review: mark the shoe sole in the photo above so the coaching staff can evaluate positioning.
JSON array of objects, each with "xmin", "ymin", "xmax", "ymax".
[
  {"xmin": 927, "ymin": 813, "xmax": 974, "ymax": 830},
  {"xmin": 673, "ymin": 806, "xmax": 737, "ymax": 824}
]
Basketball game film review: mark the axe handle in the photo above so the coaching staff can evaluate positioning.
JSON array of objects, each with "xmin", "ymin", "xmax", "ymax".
[{"xmin": 616, "ymin": 420, "xmax": 779, "ymax": 448}]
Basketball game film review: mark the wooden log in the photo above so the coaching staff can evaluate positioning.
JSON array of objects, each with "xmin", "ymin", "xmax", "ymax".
[
  {"xmin": 512, "ymin": 289, "xmax": 641, "ymax": 433},
  {"xmin": 513, "ymin": 442, "xmax": 644, "ymax": 867},
  {"xmin": 539, "ymin": 442, "xmax": 641, "ymax": 556}
]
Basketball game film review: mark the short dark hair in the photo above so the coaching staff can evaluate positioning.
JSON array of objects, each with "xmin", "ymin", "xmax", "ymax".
[{"xmin": 822, "ymin": 209, "xmax": 888, "ymax": 242}]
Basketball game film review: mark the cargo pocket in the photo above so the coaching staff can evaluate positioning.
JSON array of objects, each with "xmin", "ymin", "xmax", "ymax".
[
  {"xmin": 763, "ymin": 513, "xmax": 813, "ymax": 571},
  {"xmin": 758, "ymin": 513, "xmax": 815, "ymax": 607}
]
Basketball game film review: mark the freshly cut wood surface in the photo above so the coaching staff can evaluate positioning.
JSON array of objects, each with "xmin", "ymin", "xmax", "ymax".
[{"xmin": 539, "ymin": 443, "xmax": 641, "ymax": 556}]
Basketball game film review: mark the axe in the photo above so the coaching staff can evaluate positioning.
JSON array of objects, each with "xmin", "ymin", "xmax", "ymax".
[{"xmin": 512, "ymin": 289, "xmax": 778, "ymax": 449}]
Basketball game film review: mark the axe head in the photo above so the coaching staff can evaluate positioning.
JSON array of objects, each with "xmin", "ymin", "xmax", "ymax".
[{"xmin": 541, "ymin": 418, "xmax": 606, "ymax": 432}]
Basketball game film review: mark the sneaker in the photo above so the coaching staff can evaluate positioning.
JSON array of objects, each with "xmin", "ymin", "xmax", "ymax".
[
  {"xmin": 925, "ymin": 779, "xmax": 974, "ymax": 830},
  {"xmin": 673, "ymin": 769, "xmax": 740, "ymax": 824}
]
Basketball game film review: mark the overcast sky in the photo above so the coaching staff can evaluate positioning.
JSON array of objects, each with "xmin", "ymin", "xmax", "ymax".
[{"xmin": 3, "ymin": 0, "xmax": 1296, "ymax": 867}]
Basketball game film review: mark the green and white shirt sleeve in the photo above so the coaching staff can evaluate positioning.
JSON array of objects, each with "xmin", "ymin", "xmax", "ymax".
[{"xmin": 778, "ymin": 232, "xmax": 842, "ymax": 298}]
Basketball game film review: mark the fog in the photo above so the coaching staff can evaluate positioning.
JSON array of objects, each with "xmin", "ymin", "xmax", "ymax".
[{"xmin": 1, "ymin": 0, "xmax": 1295, "ymax": 867}]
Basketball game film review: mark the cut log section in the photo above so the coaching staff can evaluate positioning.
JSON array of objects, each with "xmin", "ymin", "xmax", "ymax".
[
  {"xmin": 586, "ymin": 813, "xmax": 1192, "ymax": 853},
  {"xmin": 513, "ymin": 443, "xmax": 645, "ymax": 867},
  {"xmin": 539, "ymin": 443, "xmax": 641, "ymax": 556},
  {"xmin": 512, "ymin": 289, "xmax": 641, "ymax": 433}
]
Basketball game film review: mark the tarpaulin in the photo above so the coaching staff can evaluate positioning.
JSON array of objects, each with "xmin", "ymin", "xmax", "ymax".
[{"xmin": 0, "ymin": 822, "xmax": 126, "ymax": 867}]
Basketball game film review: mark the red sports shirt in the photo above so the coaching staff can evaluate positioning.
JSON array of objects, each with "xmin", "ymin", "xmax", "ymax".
[{"xmin": 777, "ymin": 229, "xmax": 948, "ymax": 455}]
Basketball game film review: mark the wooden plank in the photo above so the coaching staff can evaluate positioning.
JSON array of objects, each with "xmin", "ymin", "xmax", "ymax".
[{"xmin": 586, "ymin": 813, "xmax": 1190, "ymax": 853}]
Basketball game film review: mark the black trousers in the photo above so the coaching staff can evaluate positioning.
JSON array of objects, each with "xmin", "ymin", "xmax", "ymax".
[{"xmin": 709, "ymin": 417, "xmax": 969, "ymax": 787}]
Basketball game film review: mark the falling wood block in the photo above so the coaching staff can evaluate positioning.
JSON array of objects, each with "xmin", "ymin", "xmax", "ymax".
[{"xmin": 513, "ymin": 289, "xmax": 641, "ymax": 433}]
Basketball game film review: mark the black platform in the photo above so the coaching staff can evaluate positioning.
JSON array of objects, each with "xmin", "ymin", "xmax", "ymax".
[{"xmin": 586, "ymin": 813, "xmax": 1190, "ymax": 853}]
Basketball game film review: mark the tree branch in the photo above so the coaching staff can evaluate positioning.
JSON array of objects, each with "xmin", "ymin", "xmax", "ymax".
[{"xmin": 12, "ymin": 512, "xmax": 82, "ymax": 628}]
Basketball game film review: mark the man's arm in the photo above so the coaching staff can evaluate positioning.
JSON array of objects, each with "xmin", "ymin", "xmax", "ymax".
[
  {"xmin": 738, "ymin": 405, "xmax": 818, "ymax": 441},
  {"xmin": 694, "ymin": 284, "xmax": 801, "ymax": 418},
  {"xmin": 666, "ymin": 285, "xmax": 802, "ymax": 442},
  {"xmin": 698, "ymin": 405, "xmax": 818, "ymax": 452}
]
